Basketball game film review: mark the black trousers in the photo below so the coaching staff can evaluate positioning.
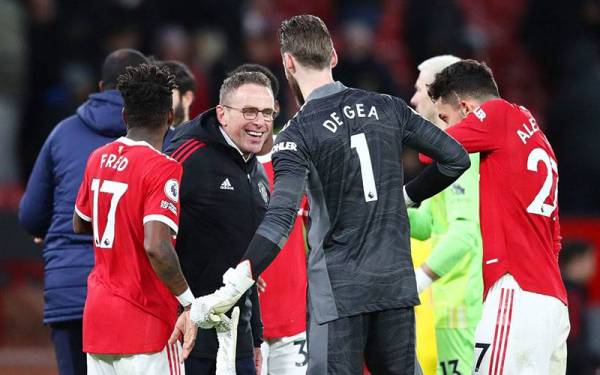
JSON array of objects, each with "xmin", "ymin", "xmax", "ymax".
[
  {"xmin": 307, "ymin": 307, "xmax": 422, "ymax": 375},
  {"xmin": 185, "ymin": 355, "xmax": 256, "ymax": 375},
  {"xmin": 50, "ymin": 320, "xmax": 86, "ymax": 375}
]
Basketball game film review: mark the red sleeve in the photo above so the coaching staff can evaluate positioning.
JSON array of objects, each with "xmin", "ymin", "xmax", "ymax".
[
  {"xmin": 142, "ymin": 158, "xmax": 183, "ymax": 234},
  {"xmin": 446, "ymin": 99, "xmax": 507, "ymax": 153},
  {"xmin": 75, "ymin": 158, "xmax": 93, "ymax": 222}
]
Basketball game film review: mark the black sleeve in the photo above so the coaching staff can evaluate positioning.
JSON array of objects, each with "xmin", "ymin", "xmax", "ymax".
[
  {"xmin": 242, "ymin": 125, "xmax": 308, "ymax": 277},
  {"xmin": 396, "ymin": 98, "xmax": 471, "ymax": 203},
  {"xmin": 249, "ymin": 285, "xmax": 263, "ymax": 347}
]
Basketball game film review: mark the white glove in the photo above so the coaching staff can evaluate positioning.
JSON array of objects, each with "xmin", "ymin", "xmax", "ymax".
[
  {"xmin": 415, "ymin": 267, "xmax": 433, "ymax": 294},
  {"xmin": 190, "ymin": 261, "xmax": 254, "ymax": 328},
  {"xmin": 215, "ymin": 307, "xmax": 240, "ymax": 375}
]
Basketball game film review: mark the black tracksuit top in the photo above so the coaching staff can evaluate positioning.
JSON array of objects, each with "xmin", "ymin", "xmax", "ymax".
[{"xmin": 165, "ymin": 108, "xmax": 269, "ymax": 359}]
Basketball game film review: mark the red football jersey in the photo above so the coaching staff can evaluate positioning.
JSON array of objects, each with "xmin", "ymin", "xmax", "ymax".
[
  {"xmin": 447, "ymin": 99, "xmax": 566, "ymax": 304},
  {"xmin": 75, "ymin": 137, "xmax": 182, "ymax": 354},
  {"xmin": 258, "ymin": 153, "xmax": 308, "ymax": 339}
]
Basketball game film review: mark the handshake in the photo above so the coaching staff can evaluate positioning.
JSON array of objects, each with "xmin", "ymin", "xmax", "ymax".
[
  {"xmin": 169, "ymin": 261, "xmax": 255, "ymax": 373},
  {"xmin": 190, "ymin": 262, "xmax": 255, "ymax": 328}
]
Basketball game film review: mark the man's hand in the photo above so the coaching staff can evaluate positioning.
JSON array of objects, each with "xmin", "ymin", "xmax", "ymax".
[
  {"xmin": 257, "ymin": 277, "xmax": 267, "ymax": 294},
  {"xmin": 190, "ymin": 261, "xmax": 254, "ymax": 328},
  {"xmin": 168, "ymin": 310, "xmax": 198, "ymax": 362},
  {"xmin": 254, "ymin": 347, "xmax": 263, "ymax": 374}
]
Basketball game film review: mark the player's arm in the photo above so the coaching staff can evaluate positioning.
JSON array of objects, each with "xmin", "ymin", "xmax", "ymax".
[
  {"xmin": 143, "ymin": 161, "xmax": 197, "ymax": 359},
  {"xmin": 445, "ymin": 100, "xmax": 505, "ymax": 153},
  {"xmin": 397, "ymin": 98, "xmax": 471, "ymax": 205},
  {"xmin": 141, "ymin": 161, "xmax": 194, "ymax": 303},
  {"xmin": 416, "ymin": 154, "xmax": 481, "ymax": 292},
  {"xmin": 73, "ymin": 212, "xmax": 92, "ymax": 234},
  {"xmin": 408, "ymin": 200, "xmax": 433, "ymax": 241},
  {"xmin": 19, "ymin": 136, "xmax": 55, "ymax": 237},
  {"xmin": 242, "ymin": 155, "xmax": 307, "ymax": 277},
  {"xmin": 144, "ymin": 221, "xmax": 190, "ymax": 296},
  {"xmin": 73, "ymin": 157, "xmax": 94, "ymax": 235}
]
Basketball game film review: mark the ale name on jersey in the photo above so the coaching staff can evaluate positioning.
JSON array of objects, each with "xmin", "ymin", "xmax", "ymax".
[{"xmin": 517, "ymin": 117, "xmax": 540, "ymax": 145}]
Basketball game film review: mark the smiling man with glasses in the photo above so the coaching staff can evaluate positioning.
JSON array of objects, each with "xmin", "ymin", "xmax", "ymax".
[{"xmin": 164, "ymin": 71, "xmax": 274, "ymax": 375}]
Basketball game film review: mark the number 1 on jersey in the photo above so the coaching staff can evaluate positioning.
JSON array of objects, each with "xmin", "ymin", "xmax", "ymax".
[
  {"xmin": 91, "ymin": 179, "xmax": 128, "ymax": 248},
  {"xmin": 351, "ymin": 133, "xmax": 378, "ymax": 202}
]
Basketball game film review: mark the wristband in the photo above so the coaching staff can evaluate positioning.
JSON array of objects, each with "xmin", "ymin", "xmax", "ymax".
[
  {"xmin": 414, "ymin": 267, "xmax": 433, "ymax": 294},
  {"xmin": 176, "ymin": 288, "xmax": 195, "ymax": 308}
]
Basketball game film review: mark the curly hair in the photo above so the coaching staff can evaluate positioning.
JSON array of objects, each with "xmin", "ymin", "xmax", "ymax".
[
  {"xmin": 117, "ymin": 63, "xmax": 177, "ymax": 129},
  {"xmin": 157, "ymin": 60, "xmax": 197, "ymax": 94},
  {"xmin": 428, "ymin": 59, "xmax": 499, "ymax": 106}
]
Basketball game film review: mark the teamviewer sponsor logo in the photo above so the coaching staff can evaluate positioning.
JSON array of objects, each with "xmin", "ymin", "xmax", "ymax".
[{"xmin": 220, "ymin": 178, "xmax": 234, "ymax": 191}]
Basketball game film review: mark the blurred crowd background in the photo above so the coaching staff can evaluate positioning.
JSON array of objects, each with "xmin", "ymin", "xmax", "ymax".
[{"xmin": 0, "ymin": 0, "xmax": 599, "ymax": 373}]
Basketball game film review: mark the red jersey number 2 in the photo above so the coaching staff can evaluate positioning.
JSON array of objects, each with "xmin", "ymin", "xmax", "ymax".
[
  {"xmin": 526, "ymin": 148, "xmax": 558, "ymax": 217},
  {"xmin": 91, "ymin": 178, "xmax": 128, "ymax": 248}
]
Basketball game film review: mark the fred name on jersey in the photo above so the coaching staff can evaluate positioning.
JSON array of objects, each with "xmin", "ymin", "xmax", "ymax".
[
  {"xmin": 100, "ymin": 152, "xmax": 128, "ymax": 171},
  {"xmin": 323, "ymin": 103, "xmax": 380, "ymax": 133}
]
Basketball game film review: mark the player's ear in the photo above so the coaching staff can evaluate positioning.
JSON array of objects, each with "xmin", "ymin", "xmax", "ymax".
[
  {"xmin": 122, "ymin": 107, "xmax": 128, "ymax": 126},
  {"xmin": 99, "ymin": 81, "xmax": 105, "ymax": 92},
  {"xmin": 462, "ymin": 100, "xmax": 478, "ymax": 116},
  {"xmin": 274, "ymin": 100, "xmax": 281, "ymax": 114},
  {"xmin": 183, "ymin": 90, "xmax": 195, "ymax": 108},
  {"xmin": 216, "ymin": 105, "xmax": 227, "ymax": 127},
  {"xmin": 283, "ymin": 53, "xmax": 295, "ymax": 74},
  {"xmin": 167, "ymin": 109, "xmax": 174, "ymax": 127},
  {"xmin": 330, "ymin": 48, "xmax": 338, "ymax": 69},
  {"xmin": 459, "ymin": 100, "xmax": 471, "ymax": 117}
]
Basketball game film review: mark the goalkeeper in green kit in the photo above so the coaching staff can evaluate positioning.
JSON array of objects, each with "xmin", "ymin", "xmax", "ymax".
[{"xmin": 409, "ymin": 55, "xmax": 483, "ymax": 375}]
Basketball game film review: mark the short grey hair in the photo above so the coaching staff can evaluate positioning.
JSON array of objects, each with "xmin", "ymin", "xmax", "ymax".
[{"xmin": 219, "ymin": 71, "xmax": 272, "ymax": 104}]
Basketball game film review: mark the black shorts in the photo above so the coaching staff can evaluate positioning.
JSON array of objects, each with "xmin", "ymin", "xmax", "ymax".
[{"xmin": 307, "ymin": 307, "xmax": 422, "ymax": 375}]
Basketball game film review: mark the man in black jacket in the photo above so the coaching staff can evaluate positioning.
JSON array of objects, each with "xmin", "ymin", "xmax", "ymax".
[{"xmin": 165, "ymin": 71, "xmax": 276, "ymax": 374}]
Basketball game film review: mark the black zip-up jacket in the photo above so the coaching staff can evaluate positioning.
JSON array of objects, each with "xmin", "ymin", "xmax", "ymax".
[{"xmin": 165, "ymin": 108, "xmax": 268, "ymax": 359}]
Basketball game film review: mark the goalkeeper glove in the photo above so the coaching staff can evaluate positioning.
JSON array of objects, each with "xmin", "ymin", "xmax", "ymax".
[
  {"xmin": 190, "ymin": 261, "xmax": 254, "ymax": 328},
  {"xmin": 215, "ymin": 307, "xmax": 240, "ymax": 375}
]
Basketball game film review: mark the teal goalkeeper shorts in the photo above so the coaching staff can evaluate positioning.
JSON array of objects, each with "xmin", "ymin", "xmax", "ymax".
[{"xmin": 436, "ymin": 327, "xmax": 476, "ymax": 375}]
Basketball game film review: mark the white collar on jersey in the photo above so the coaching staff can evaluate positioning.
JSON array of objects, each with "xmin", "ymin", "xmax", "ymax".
[
  {"xmin": 218, "ymin": 126, "xmax": 252, "ymax": 163},
  {"xmin": 255, "ymin": 134, "xmax": 277, "ymax": 164},
  {"xmin": 116, "ymin": 136, "xmax": 157, "ymax": 150}
]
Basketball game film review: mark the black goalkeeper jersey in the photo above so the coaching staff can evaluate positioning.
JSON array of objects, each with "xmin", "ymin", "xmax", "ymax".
[{"xmin": 243, "ymin": 82, "xmax": 470, "ymax": 324}]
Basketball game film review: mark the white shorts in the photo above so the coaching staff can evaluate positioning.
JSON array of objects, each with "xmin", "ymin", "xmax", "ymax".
[
  {"xmin": 261, "ymin": 331, "xmax": 307, "ymax": 375},
  {"xmin": 87, "ymin": 342, "xmax": 185, "ymax": 375},
  {"xmin": 473, "ymin": 274, "xmax": 569, "ymax": 375}
]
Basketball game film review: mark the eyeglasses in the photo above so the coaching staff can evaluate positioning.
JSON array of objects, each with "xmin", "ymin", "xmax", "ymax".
[{"xmin": 222, "ymin": 105, "xmax": 278, "ymax": 122}]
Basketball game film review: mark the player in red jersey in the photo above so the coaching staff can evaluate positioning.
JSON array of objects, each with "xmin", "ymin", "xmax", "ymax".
[
  {"xmin": 428, "ymin": 60, "xmax": 569, "ymax": 374},
  {"xmin": 73, "ymin": 64, "xmax": 197, "ymax": 374},
  {"xmin": 257, "ymin": 148, "xmax": 309, "ymax": 375}
]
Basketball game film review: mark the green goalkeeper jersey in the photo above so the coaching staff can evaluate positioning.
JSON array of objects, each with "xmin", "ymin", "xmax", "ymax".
[{"xmin": 409, "ymin": 153, "xmax": 483, "ymax": 328}]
